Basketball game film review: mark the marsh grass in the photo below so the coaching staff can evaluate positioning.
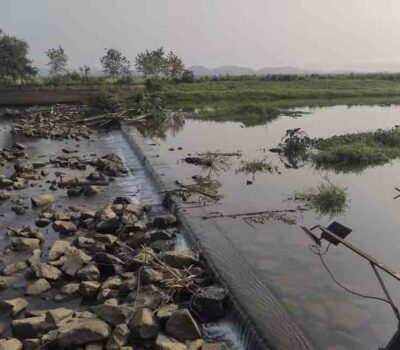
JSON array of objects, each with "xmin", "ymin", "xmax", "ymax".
[
  {"xmin": 236, "ymin": 159, "xmax": 275, "ymax": 175},
  {"xmin": 294, "ymin": 180, "xmax": 349, "ymax": 218},
  {"xmin": 313, "ymin": 127, "xmax": 400, "ymax": 171}
]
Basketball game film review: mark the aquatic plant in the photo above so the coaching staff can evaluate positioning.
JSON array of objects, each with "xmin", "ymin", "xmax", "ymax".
[
  {"xmin": 313, "ymin": 127, "xmax": 400, "ymax": 171},
  {"xmin": 184, "ymin": 151, "xmax": 231, "ymax": 176},
  {"xmin": 236, "ymin": 159, "xmax": 275, "ymax": 175},
  {"xmin": 294, "ymin": 179, "xmax": 349, "ymax": 218}
]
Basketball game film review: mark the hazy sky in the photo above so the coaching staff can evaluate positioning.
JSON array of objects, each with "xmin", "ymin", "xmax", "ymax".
[{"xmin": 2, "ymin": 0, "xmax": 400, "ymax": 70}]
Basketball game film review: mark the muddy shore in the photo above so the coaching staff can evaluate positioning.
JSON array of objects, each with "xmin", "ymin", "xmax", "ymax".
[{"xmin": 0, "ymin": 105, "xmax": 230, "ymax": 350}]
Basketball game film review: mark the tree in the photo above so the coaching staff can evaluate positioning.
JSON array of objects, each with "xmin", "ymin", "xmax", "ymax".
[
  {"xmin": 0, "ymin": 29, "xmax": 37, "ymax": 81},
  {"xmin": 135, "ymin": 47, "xmax": 167, "ymax": 78},
  {"xmin": 46, "ymin": 45, "xmax": 68, "ymax": 76},
  {"xmin": 181, "ymin": 69, "xmax": 195, "ymax": 83},
  {"xmin": 78, "ymin": 65, "xmax": 91, "ymax": 79},
  {"xmin": 165, "ymin": 51, "xmax": 185, "ymax": 80},
  {"xmin": 100, "ymin": 48, "xmax": 131, "ymax": 79}
]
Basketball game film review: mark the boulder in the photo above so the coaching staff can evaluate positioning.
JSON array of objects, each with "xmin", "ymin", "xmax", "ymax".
[
  {"xmin": 106, "ymin": 323, "xmax": 130, "ymax": 350},
  {"xmin": 31, "ymin": 193, "xmax": 56, "ymax": 207},
  {"xmin": 53, "ymin": 318, "xmax": 111, "ymax": 348},
  {"xmin": 11, "ymin": 237, "xmax": 40, "ymax": 251},
  {"xmin": 11, "ymin": 316, "xmax": 55, "ymax": 339},
  {"xmin": 27, "ymin": 249, "xmax": 42, "ymax": 266},
  {"xmin": 0, "ymin": 338, "xmax": 22, "ymax": 350},
  {"xmin": 21, "ymin": 339, "xmax": 40, "ymax": 350},
  {"xmin": 26, "ymin": 278, "xmax": 51, "ymax": 295},
  {"xmin": 0, "ymin": 276, "xmax": 19, "ymax": 290},
  {"xmin": 0, "ymin": 297, "xmax": 28, "ymax": 315},
  {"xmin": 162, "ymin": 251, "xmax": 198, "ymax": 269},
  {"xmin": 155, "ymin": 333, "xmax": 187, "ymax": 350},
  {"xmin": 129, "ymin": 307, "xmax": 159, "ymax": 339},
  {"xmin": 95, "ymin": 206, "xmax": 120, "ymax": 233},
  {"xmin": 165, "ymin": 309, "xmax": 201, "ymax": 341},
  {"xmin": 31, "ymin": 263, "xmax": 62, "ymax": 281},
  {"xmin": 61, "ymin": 248, "xmax": 91, "ymax": 277},
  {"xmin": 45, "ymin": 308, "xmax": 74, "ymax": 327},
  {"xmin": 77, "ymin": 264, "xmax": 100, "ymax": 281},
  {"xmin": 79, "ymin": 281, "xmax": 101, "ymax": 297},
  {"xmin": 2, "ymin": 261, "xmax": 27, "ymax": 275},
  {"xmin": 156, "ymin": 304, "xmax": 178, "ymax": 322},
  {"xmin": 92, "ymin": 304, "xmax": 134, "ymax": 327},
  {"xmin": 53, "ymin": 221, "xmax": 77, "ymax": 235},
  {"xmin": 151, "ymin": 214, "xmax": 177, "ymax": 229},
  {"xmin": 48, "ymin": 240, "xmax": 71, "ymax": 261},
  {"xmin": 192, "ymin": 286, "xmax": 227, "ymax": 322}
]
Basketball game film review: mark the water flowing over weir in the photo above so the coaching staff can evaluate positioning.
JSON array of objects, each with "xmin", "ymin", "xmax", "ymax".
[{"xmin": 121, "ymin": 123, "xmax": 314, "ymax": 350}]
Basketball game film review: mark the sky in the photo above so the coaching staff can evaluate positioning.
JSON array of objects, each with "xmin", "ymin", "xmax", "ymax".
[{"xmin": 2, "ymin": 0, "xmax": 400, "ymax": 71}]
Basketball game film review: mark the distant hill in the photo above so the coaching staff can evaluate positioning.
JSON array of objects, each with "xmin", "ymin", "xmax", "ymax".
[{"xmin": 255, "ymin": 66, "xmax": 312, "ymax": 75}]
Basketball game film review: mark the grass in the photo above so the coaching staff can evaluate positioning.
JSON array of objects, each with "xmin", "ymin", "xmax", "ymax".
[
  {"xmin": 312, "ymin": 127, "xmax": 400, "ymax": 171},
  {"xmin": 153, "ymin": 77, "xmax": 400, "ymax": 105},
  {"xmin": 294, "ymin": 180, "xmax": 349, "ymax": 218},
  {"xmin": 236, "ymin": 159, "xmax": 275, "ymax": 175}
]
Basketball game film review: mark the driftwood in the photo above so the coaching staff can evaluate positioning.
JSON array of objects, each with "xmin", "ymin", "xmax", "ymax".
[{"xmin": 202, "ymin": 209, "xmax": 298, "ymax": 220}]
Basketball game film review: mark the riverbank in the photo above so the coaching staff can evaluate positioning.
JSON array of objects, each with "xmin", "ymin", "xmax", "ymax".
[{"xmin": 0, "ymin": 107, "xmax": 232, "ymax": 350}]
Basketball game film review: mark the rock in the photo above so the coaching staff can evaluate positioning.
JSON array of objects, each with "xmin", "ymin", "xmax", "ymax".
[
  {"xmin": 77, "ymin": 264, "xmax": 100, "ymax": 281},
  {"xmin": 11, "ymin": 237, "xmax": 40, "ymax": 251},
  {"xmin": 82, "ymin": 185, "xmax": 101, "ymax": 196},
  {"xmin": 0, "ymin": 191, "xmax": 11, "ymax": 201},
  {"xmin": 106, "ymin": 323, "xmax": 130, "ymax": 350},
  {"xmin": 61, "ymin": 248, "xmax": 91, "ymax": 277},
  {"xmin": 129, "ymin": 308, "xmax": 159, "ymax": 339},
  {"xmin": 11, "ymin": 316, "xmax": 55, "ymax": 339},
  {"xmin": 31, "ymin": 263, "xmax": 62, "ymax": 281},
  {"xmin": 26, "ymin": 278, "xmax": 51, "ymax": 295},
  {"xmin": 48, "ymin": 240, "xmax": 71, "ymax": 261},
  {"xmin": 94, "ymin": 234, "xmax": 117, "ymax": 245},
  {"xmin": 127, "ymin": 284, "xmax": 163, "ymax": 310},
  {"xmin": 165, "ymin": 309, "xmax": 201, "ymax": 341},
  {"xmin": 94, "ymin": 252, "xmax": 123, "ymax": 273},
  {"xmin": 156, "ymin": 304, "xmax": 178, "ymax": 322},
  {"xmin": 192, "ymin": 286, "xmax": 227, "ymax": 322},
  {"xmin": 162, "ymin": 251, "xmax": 198, "ymax": 269},
  {"xmin": 152, "ymin": 214, "xmax": 177, "ymax": 229},
  {"xmin": 55, "ymin": 283, "xmax": 80, "ymax": 301},
  {"xmin": 0, "ymin": 276, "xmax": 18, "ymax": 290},
  {"xmin": 54, "ymin": 318, "xmax": 111, "ymax": 348},
  {"xmin": 188, "ymin": 339, "xmax": 204, "ymax": 350},
  {"xmin": 67, "ymin": 187, "xmax": 82, "ymax": 197},
  {"xmin": 80, "ymin": 281, "xmax": 101, "ymax": 297},
  {"xmin": 45, "ymin": 308, "xmax": 74, "ymax": 327},
  {"xmin": 2, "ymin": 261, "xmax": 26, "ymax": 275},
  {"xmin": 35, "ymin": 218, "xmax": 51, "ymax": 227},
  {"xmin": 27, "ymin": 249, "xmax": 42, "ymax": 267},
  {"xmin": 92, "ymin": 304, "xmax": 134, "ymax": 327},
  {"xmin": 95, "ymin": 206, "xmax": 120, "ymax": 233},
  {"xmin": 150, "ymin": 239, "xmax": 175, "ymax": 253},
  {"xmin": 53, "ymin": 221, "xmax": 77, "ymax": 234},
  {"xmin": 0, "ymin": 338, "xmax": 22, "ymax": 350},
  {"xmin": 31, "ymin": 193, "xmax": 56, "ymax": 207},
  {"xmin": 155, "ymin": 333, "xmax": 187, "ymax": 350},
  {"xmin": 0, "ymin": 297, "xmax": 28, "ymax": 315},
  {"xmin": 21, "ymin": 339, "xmax": 40, "ymax": 350},
  {"xmin": 86, "ymin": 343, "xmax": 104, "ymax": 350},
  {"xmin": 11, "ymin": 205, "xmax": 26, "ymax": 215}
]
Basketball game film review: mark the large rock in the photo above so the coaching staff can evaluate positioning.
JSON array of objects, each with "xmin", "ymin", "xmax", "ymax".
[
  {"xmin": 165, "ymin": 309, "xmax": 201, "ymax": 341},
  {"xmin": 95, "ymin": 206, "xmax": 120, "ymax": 233},
  {"xmin": 2, "ymin": 261, "xmax": 27, "ymax": 275},
  {"xmin": 79, "ymin": 281, "xmax": 101, "ymax": 297},
  {"xmin": 202, "ymin": 343, "xmax": 228, "ymax": 350},
  {"xmin": 192, "ymin": 286, "xmax": 227, "ymax": 322},
  {"xmin": 31, "ymin": 263, "xmax": 62, "ymax": 281},
  {"xmin": 61, "ymin": 248, "xmax": 91, "ymax": 277},
  {"xmin": 0, "ymin": 276, "xmax": 18, "ymax": 290},
  {"xmin": 77, "ymin": 264, "xmax": 100, "ymax": 281},
  {"xmin": 11, "ymin": 237, "xmax": 40, "ymax": 251},
  {"xmin": 0, "ymin": 338, "xmax": 22, "ymax": 350},
  {"xmin": 151, "ymin": 214, "xmax": 177, "ymax": 229},
  {"xmin": 31, "ymin": 193, "xmax": 56, "ymax": 207},
  {"xmin": 92, "ymin": 304, "xmax": 134, "ymax": 326},
  {"xmin": 155, "ymin": 333, "xmax": 187, "ymax": 350},
  {"xmin": 129, "ymin": 308, "xmax": 159, "ymax": 339},
  {"xmin": 48, "ymin": 240, "xmax": 71, "ymax": 261},
  {"xmin": 26, "ymin": 278, "xmax": 51, "ymax": 295},
  {"xmin": 53, "ymin": 221, "xmax": 77, "ymax": 235},
  {"xmin": 162, "ymin": 251, "xmax": 198, "ymax": 269},
  {"xmin": 106, "ymin": 323, "xmax": 130, "ymax": 350},
  {"xmin": 156, "ymin": 304, "xmax": 178, "ymax": 322},
  {"xmin": 54, "ymin": 318, "xmax": 111, "ymax": 348},
  {"xmin": 11, "ymin": 316, "xmax": 55, "ymax": 339},
  {"xmin": 0, "ymin": 297, "xmax": 28, "ymax": 315},
  {"xmin": 45, "ymin": 308, "xmax": 74, "ymax": 327}
]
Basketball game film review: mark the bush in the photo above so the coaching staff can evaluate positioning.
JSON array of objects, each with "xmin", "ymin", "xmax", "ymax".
[{"xmin": 86, "ymin": 91, "xmax": 123, "ymax": 115}]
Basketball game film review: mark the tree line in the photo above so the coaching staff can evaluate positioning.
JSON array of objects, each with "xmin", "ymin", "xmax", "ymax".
[{"xmin": 0, "ymin": 29, "xmax": 194, "ymax": 83}]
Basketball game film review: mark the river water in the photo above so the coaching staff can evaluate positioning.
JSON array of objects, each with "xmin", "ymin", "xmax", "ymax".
[{"xmin": 152, "ymin": 104, "xmax": 400, "ymax": 349}]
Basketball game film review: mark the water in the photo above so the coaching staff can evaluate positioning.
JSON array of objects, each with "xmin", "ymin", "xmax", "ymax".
[{"xmin": 152, "ymin": 104, "xmax": 400, "ymax": 349}]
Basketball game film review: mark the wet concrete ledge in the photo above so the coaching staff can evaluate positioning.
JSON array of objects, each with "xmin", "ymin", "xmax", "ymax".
[{"xmin": 121, "ymin": 122, "xmax": 314, "ymax": 350}]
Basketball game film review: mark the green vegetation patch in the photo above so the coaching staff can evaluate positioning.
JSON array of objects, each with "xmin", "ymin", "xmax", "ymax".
[
  {"xmin": 313, "ymin": 127, "xmax": 400, "ymax": 170},
  {"xmin": 236, "ymin": 159, "xmax": 275, "ymax": 175},
  {"xmin": 294, "ymin": 180, "xmax": 349, "ymax": 218}
]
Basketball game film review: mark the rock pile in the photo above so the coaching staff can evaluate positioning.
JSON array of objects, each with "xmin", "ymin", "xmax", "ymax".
[{"xmin": 0, "ymin": 196, "xmax": 229, "ymax": 349}]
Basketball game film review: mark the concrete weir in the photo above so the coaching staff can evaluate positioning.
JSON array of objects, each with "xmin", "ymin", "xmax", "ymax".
[{"xmin": 121, "ymin": 122, "xmax": 314, "ymax": 350}]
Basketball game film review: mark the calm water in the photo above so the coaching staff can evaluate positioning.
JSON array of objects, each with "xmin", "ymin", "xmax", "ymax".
[{"xmin": 154, "ymin": 104, "xmax": 400, "ymax": 349}]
